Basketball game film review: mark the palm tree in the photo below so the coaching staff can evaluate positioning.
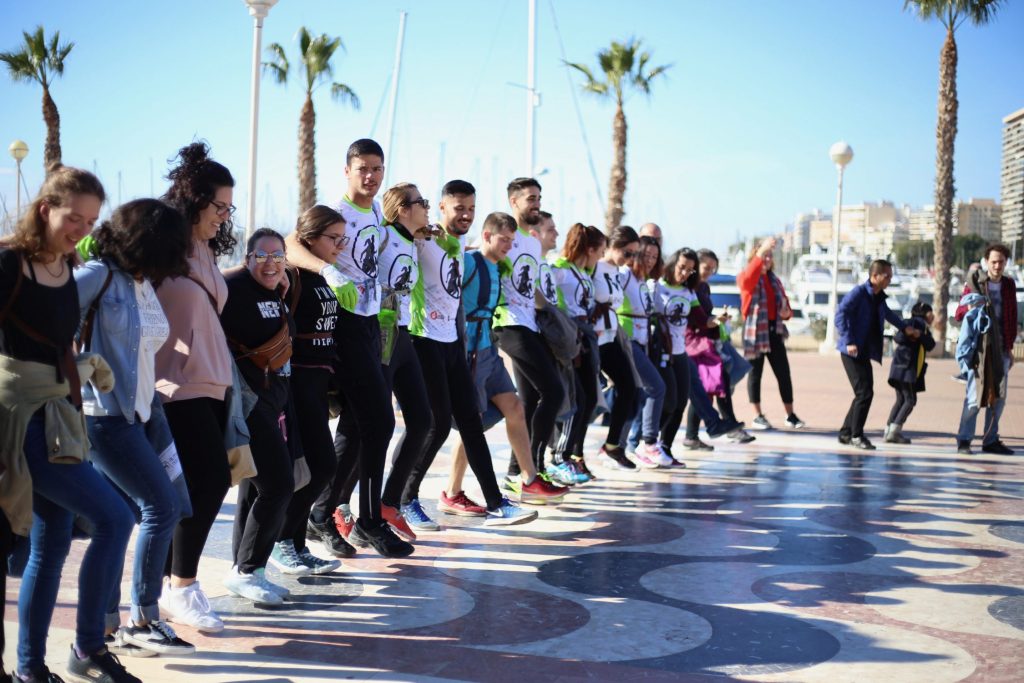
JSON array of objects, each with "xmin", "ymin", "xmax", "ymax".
[
  {"xmin": 1, "ymin": 26, "xmax": 74, "ymax": 174},
  {"xmin": 264, "ymin": 28, "xmax": 359, "ymax": 211},
  {"xmin": 566, "ymin": 38, "xmax": 670, "ymax": 233},
  {"xmin": 904, "ymin": 0, "xmax": 1002, "ymax": 352}
]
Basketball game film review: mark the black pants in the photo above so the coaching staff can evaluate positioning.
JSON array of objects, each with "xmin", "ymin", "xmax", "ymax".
[
  {"xmin": 599, "ymin": 341, "xmax": 638, "ymax": 447},
  {"xmin": 660, "ymin": 354, "xmax": 692, "ymax": 447},
  {"xmin": 685, "ymin": 364, "xmax": 736, "ymax": 440},
  {"xmin": 554, "ymin": 333, "xmax": 599, "ymax": 461},
  {"xmin": 310, "ymin": 311, "xmax": 395, "ymax": 526},
  {"xmin": 888, "ymin": 385, "xmax": 918, "ymax": 426},
  {"xmin": 279, "ymin": 366, "xmax": 336, "ymax": 549},
  {"xmin": 495, "ymin": 325, "xmax": 565, "ymax": 474},
  {"xmin": 232, "ymin": 400, "xmax": 294, "ymax": 573},
  {"xmin": 840, "ymin": 354, "xmax": 874, "ymax": 439},
  {"xmin": 747, "ymin": 325, "xmax": 794, "ymax": 405},
  {"xmin": 163, "ymin": 397, "xmax": 231, "ymax": 579},
  {"xmin": 403, "ymin": 336, "xmax": 503, "ymax": 510}
]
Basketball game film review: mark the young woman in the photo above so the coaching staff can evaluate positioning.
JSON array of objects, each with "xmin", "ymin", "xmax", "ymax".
[
  {"xmin": 593, "ymin": 226, "xmax": 639, "ymax": 470},
  {"xmin": 221, "ymin": 229, "xmax": 298, "ymax": 604},
  {"xmin": 0, "ymin": 167, "xmax": 141, "ymax": 682},
  {"xmin": 271, "ymin": 206, "xmax": 350, "ymax": 570},
  {"xmin": 550, "ymin": 223, "xmax": 605, "ymax": 482},
  {"xmin": 76, "ymin": 199, "xmax": 196, "ymax": 656},
  {"xmin": 156, "ymin": 142, "xmax": 237, "ymax": 632}
]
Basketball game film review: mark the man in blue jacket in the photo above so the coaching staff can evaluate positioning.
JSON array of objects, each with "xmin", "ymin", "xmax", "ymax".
[{"xmin": 835, "ymin": 260, "xmax": 918, "ymax": 450}]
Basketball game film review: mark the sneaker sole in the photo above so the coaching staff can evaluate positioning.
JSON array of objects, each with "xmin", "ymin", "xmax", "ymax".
[
  {"xmin": 483, "ymin": 510, "xmax": 539, "ymax": 527},
  {"xmin": 304, "ymin": 561, "xmax": 342, "ymax": 575},
  {"xmin": 161, "ymin": 613, "xmax": 224, "ymax": 634},
  {"xmin": 224, "ymin": 587, "xmax": 283, "ymax": 607},
  {"xmin": 106, "ymin": 641, "xmax": 159, "ymax": 658},
  {"xmin": 121, "ymin": 634, "xmax": 196, "ymax": 656},
  {"xmin": 437, "ymin": 503, "xmax": 487, "ymax": 518}
]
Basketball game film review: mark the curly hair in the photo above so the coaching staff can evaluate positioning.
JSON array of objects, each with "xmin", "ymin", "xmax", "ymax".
[
  {"xmin": 10, "ymin": 165, "xmax": 106, "ymax": 261},
  {"xmin": 295, "ymin": 205, "xmax": 345, "ymax": 249},
  {"xmin": 162, "ymin": 142, "xmax": 237, "ymax": 257},
  {"xmin": 91, "ymin": 199, "xmax": 191, "ymax": 287}
]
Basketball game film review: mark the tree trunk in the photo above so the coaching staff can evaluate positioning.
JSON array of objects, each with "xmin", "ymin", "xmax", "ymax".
[
  {"xmin": 298, "ymin": 93, "xmax": 317, "ymax": 211},
  {"xmin": 41, "ymin": 86, "xmax": 62, "ymax": 175},
  {"xmin": 605, "ymin": 102, "xmax": 627, "ymax": 234},
  {"xmin": 931, "ymin": 28, "xmax": 957, "ymax": 356}
]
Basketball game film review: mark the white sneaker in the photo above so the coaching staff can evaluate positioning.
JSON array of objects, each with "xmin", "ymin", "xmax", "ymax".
[
  {"xmin": 653, "ymin": 442, "xmax": 674, "ymax": 468},
  {"xmin": 254, "ymin": 567, "xmax": 289, "ymax": 598},
  {"xmin": 158, "ymin": 580, "xmax": 224, "ymax": 633},
  {"xmin": 634, "ymin": 443, "xmax": 662, "ymax": 469},
  {"xmin": 223, "ymin": 567, "xmax": 283, "ymax": 606}
]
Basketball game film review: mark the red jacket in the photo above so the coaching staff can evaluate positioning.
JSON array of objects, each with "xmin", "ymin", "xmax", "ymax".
[
  {"xmin": 954, "ymin": 273, "xmax": 1018, "ymax": 355},
  {"xmin": 738, "ymin": 256, "xmax": 790, "ymax": 320}
]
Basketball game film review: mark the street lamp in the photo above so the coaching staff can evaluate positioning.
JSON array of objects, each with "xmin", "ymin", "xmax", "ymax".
[
  {"xmin": 9, "ymin": 140, "xmax": 29, "ymax": 225},
  {"xmin": 243, "ymin": 0, "xmax": 278, "ymax": 241},
  {"xmin": 822, "ymin": 141, "xmax": 853, "ymax": 353}
]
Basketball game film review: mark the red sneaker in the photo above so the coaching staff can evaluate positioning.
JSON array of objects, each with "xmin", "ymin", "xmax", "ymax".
[
  {"xmin": 520, "ymin": 477, "xmax": 568, "ymax": 504},
  {"xmin": 381, "ymin": 504, "xmax": 417, "ymax": 542},
  {"xmin": 438, "ymin": 490, "xmax": 487, "ymax": 517},
  {"xmin": 333, "ymin": 505, "xmax": 355, "ymax": 541}
]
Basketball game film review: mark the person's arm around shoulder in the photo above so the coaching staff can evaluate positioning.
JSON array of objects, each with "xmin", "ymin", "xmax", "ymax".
[{"xmin": 284, "ymin": 232, "xmax": 357, "ymax": 310}]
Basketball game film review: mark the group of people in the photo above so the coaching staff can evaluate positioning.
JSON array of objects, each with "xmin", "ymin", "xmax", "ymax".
[{"xmin": 0, "ymin": 135, "xmax": 1015, "ymax": 683}]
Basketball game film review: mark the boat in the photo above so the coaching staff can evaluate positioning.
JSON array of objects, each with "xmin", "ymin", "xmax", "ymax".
[{"xmin": 785, "ymin": 247, "xmax": 863, "ymax": 320}]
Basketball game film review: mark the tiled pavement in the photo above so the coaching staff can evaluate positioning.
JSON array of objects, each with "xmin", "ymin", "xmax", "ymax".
[{"xmin": 4, "ymin": 355, "xmax": 1022, "ymax": 682}]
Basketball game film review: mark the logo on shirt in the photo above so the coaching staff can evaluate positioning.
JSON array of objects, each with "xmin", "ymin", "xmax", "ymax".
[
  {"xmin": 352, "ymin": 225, "xmax": 380, "ymax": 277},
  {"xmin": 540, "ymin": 263, "xmax": 556, "ymax": 302},
  {"xmin": 441, "ymin": 254, "xmax": 462, "ymax": 299},
  {"xmin": 640, "ymin": 287, "xmax": 654, "ymax": 315},
  {"xmin": 389, "ymin": 254, "xmax": 415, "ymax": 292},
  {"xmin": 511, "ymin": 254, "xmax": 538, "ymax": 297},
  {"xmin": 604, "ymin": 271, "xmax": 622, "ymax": 295},
  {"xmin": 257, "ymin": 300, "xmax": 281, "ymax": 319},
  {"xmin": 575, "ymin": 279, "xmax": 592, "ymax": 310},
  {"xmin": 665, "ymin": 295, "xmax": 691, "ymax": 326}
]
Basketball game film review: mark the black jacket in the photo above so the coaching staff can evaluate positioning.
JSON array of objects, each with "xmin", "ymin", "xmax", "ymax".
[{"xmin": 888, "ymin": 316, "xmax": 935, "ymax": 392}]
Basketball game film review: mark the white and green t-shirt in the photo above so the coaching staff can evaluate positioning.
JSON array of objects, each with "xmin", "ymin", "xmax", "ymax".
[
  {"xmin": 333, "ymin": 196, "xmax": 384, "ymax": 316},
  {"xmin": 617, "ymin": 266, "xmax": 654, "ymax": 346},
  {"xmin": 538, "ymin": 255, "xmax": 559, "ymax": 307},
  {"xmin": 493, "ymin": 227, "xmax": 541, "ymax": 333},
  {"xmin": 658, "ymin": 281, "xmax": 697, "ymax": 356},
  {"xmin": 550, "ymin": 257, "xmax": 593, "ymax": 319},
  {"xmin": 377, "ymin": 224, "xmax": 418, "ymax": 327},
  {"xmin": 592, "ymin": 260, "xmax": 624, "ymax": 346},
  {"xmin": 409, "ymin": 229, "xmax": 464, "ymax": 343}
]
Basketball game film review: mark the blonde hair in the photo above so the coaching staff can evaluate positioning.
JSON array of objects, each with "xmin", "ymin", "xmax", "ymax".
[
  {"xmin": 11, "ymin": 165, "xmax": 106, "ymax": 260},
  {"xmin": 381, "ymin": 182, "xmax": 418, "ymax": 225}
]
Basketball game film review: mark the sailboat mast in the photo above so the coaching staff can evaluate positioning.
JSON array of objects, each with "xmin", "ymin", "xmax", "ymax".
[
  {"xmin": 526, "ymin": 0, "xmax": 537, "ymax": 176},
  {"xmin": 383, "ymin": 11, "xmax": 408, "ymax": 190}
]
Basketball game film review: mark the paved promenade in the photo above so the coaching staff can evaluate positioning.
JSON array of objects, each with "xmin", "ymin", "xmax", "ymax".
[{"xmin": 5, "ymin": 354, "xmax": 1023, "ymax": 682}]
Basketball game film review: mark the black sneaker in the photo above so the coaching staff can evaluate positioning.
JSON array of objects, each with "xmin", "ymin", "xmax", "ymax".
[
  {"xmin": 307, "ymin": 516, "xmax": 356, "ymax": 558},
  {"xmin": 103, "ymin": 632, "xmax": 155, "ymax": 659},
  {"xmin": 14, "ymin": 667, "xmax": 65, "ymax": 682},
  {"xmin": 682, "ymin": 438, "xmax": 714, "ymax": 451},
  {"xmin": 599, "ymin": 445, "xmax": 637, "ymax": 470},
  {"xmin": 785, "ymin": 413, "xmax": 806, "ymax": 429},
  {"xmin": 65, "ymin": 646, "xmax": 140, "ymax": 683},
  {"xmin": 957, "ymin": 440, "xmax": 973, "ymax": 455},
  {"xmin": 838, "ymin": 434, "xmax": 852, "ymax": 445},
  {"xmin": 121, "ymin": 620, "xmax": 195, "ymax": 655},
  {"xmin": 981, "ymin": 440, "xmax": 1014, "ymax": 455},
  {"xmin": 850, "ymin": 436, "xmax": 876, "ymax": 451},
  {"xmin": 348, "ymin": 519, "xmax": 414, "ymax": 558}
]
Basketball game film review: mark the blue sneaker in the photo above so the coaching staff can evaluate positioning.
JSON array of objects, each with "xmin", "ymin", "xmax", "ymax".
[
  {"xmin": 547, "ymin": 462, "xmax": 578, "ymax": 487},
  {"xmin": 483, "ymin": 498, "xmax": 538, "ymax": 527},
  {"xmin": 564, "ymin": 460, "xmax": 591, "ymax": 484},
  {"xmin": 401, "ymin": 498, "xmax": 441, "ymax": 531}
]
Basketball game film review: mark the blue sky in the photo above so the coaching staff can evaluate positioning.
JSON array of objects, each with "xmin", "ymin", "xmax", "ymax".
[{"xmin": 1, "ymin": 0, "xmax": 1022, "ymax": 255}]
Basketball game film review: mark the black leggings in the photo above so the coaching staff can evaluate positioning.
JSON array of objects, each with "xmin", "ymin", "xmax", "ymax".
[
  {"xmin": 747, "ymin": 325, "xmax": 794, "ymax": 405},
  {"xmin": 163, "ymin": 397, "xmax": 231, "ymax": 579},
  {"xmin": 888, "ymin": 385, "xmax": 918, "ymax": 426},
  {"xmin": 554, "ymin": 332, "xmax": 599, "ymax": 461},
  {"xmin": 660, "ymin": 354, "xmax": 691, "ymax": 447},
  {"xmin": 599, "ymin": 341, "xmax": 638, "ymax": 448},
  {"xmin": 232, "ymin": 400, "xmax": 294, "ymax": 573},
  {"xmin": 310, "ymin": 311, "xmax": 395, "ymax": 526},
  {"xmin": 279, "ymin": 366, "xmax": 336, "ymax": 549},
  {"xmin": 403, "ymin": 336, "xmax": 503, "ymax": 510},
  {"xmin": 495, "ymin": 325, "xmax": 565, "ymax": 473},
  {"xmin": 686, "ymin": 364, "xmax": 736, "ymax": 440}
]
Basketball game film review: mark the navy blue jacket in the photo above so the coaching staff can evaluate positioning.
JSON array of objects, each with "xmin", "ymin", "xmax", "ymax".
[
  {"xmin": 835, "ymin": 281, "xmax": 905, "ymax": 363},
  {"xmin": 888, "ymin": 315, "xmax": 935, "ymax": 390}
]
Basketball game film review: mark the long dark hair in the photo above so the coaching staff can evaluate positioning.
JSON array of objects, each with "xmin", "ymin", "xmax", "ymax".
[
  {"xmin": 640, "ymin": 235, "xmax": 663, "ymax": 280},
  {"xmin": 664, "ymin": 247, "xmax": 700, "ymax": 288},
  {"xmin": 91, "ymin": 199, "xmax": 191, "ymax": 287},
  {"xmin": 162, "ymin": 142, "xmax": 237, "ymax": 257},
  {"xmin": 608, "ymin": 225, "xmax": 639, "ymax": 251}
]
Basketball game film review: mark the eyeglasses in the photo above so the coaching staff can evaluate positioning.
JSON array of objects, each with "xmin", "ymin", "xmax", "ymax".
[
  {"xmin": 250, "ymin": 250, "xmax": 285, "ymax": 264},
  {"xmin": 320, "ymin": 232, "xmax": 349, "ymax": 248},
  {"xmin": 210, "ymin": 199, "xmax": 236, "ymax": 217},
  {"xmin": 622, "ymin": 250, "xmax": 639, "ymax": 260},
  {"xmin": 403, "ymin": 197, "xmax": 430, "ymax": 211}
]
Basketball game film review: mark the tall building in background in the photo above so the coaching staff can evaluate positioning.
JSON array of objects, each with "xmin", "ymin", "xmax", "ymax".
[
  {"xmin": 957, "ymin": 198, "xmax": 1001, "ymax": 241},
  {"xmin": 1001, "ymin": 107, "xmax": 1024, "ymax": 257},
  {"xmin": 908, "ymin": 205, "xmax": 937, "ymax": 242}
]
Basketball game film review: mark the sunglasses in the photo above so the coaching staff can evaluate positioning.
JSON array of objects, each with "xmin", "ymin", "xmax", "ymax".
[
  {"xmin": 403, "ymin": 197, "xmax": 430, "ymax": 210},
  {"xmin": 622, "ymin": 250, "xmax": 639, "ymax": 260},
  {"xmin": 320, "ymin": 232, "xmax": 349, "ymax": 248},
  {"xmin": 250, "ymin": 250, "xmax": 285, "ymax": 264},
  {"xmin": 210, "ymin": 199, "xmax": 236, "ymax": 217}
]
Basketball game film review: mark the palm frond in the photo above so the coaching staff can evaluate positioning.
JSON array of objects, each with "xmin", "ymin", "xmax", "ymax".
[
  {"xmin": 262, "ymin": 42, "xmax": 289, "ymax": 84},
  {"xmin": 330, "ymin": 82, "xmax": 360, "ymax": 109}
]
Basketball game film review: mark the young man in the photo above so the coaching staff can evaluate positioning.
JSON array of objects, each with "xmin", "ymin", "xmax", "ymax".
[
  {"xmin": 399, "ymin": 181, "xmax": 537, "ymax": 528},
  {"xmin": 535, "ymin": 211, "xmax": 560, "ymax": 306},
  {"xmin": 440, "ymin": 212, "xmax": 568, "ymax": 517},
  {"xmin": 284, "ymin": 138, "xmax": 412, "ymax": 558},
  {"xmin": 955, "ymin": 243, "xmax": 1017, "ymax": 455},
  {"xmin": 493, "ymin": 178, "xmax": 567, "ymax": 480},
  {"xmin": 835, "ymin": 259, "xmax": 917, "ymax": 450}
]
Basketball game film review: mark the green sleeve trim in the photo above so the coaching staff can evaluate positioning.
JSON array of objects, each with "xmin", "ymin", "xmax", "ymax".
[{"xmin": 408, "ymin": 262, "xmax": 427, "ymax": 336}]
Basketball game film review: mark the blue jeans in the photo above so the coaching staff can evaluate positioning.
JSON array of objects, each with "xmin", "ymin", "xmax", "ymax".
[
  {"xmin": 626, "ymin": 341, "xmax": 666, "ymax": 449},
  {"xmin": 18, "ymin": 413, "xmax": 133, "ymax": 672},
  {"xmin": 88, "ymin": 412, "xmax": 186, "ymax": 628},
  {"xmin": 957, "ymin": 357, "xmax": 1011, "ymax": 445}
]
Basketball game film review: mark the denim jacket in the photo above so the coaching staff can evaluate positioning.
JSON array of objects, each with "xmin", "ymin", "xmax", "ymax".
[{"xmin": 74, "ymin": 260, "xmax": 162, "ymax": 423}]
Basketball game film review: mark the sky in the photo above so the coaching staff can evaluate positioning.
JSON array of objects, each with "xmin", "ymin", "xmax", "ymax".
[{"xmin": 1, "ymin": 0, "xmax": 1022, "ymax": 256}]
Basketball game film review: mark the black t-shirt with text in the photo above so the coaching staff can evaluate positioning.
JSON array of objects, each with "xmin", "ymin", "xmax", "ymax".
[{"xmin": 291, "ymin": 268, "xmax": 339, "ymax": 366}]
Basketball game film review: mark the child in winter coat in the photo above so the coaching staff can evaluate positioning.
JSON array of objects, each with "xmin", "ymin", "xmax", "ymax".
[{"xmin": 885, "ymin": 302, "xmax": 936, "ymax": 444}]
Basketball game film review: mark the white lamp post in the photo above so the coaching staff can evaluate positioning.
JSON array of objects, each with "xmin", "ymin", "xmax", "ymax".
[
  {"xmin": 822, "ymin": 141, "xmax": 853, "ymax": 353},
  {"xmin": 243, "ymin": 0, "xmax": 278, "ymax": 240},
  {"xmin": 9, "ymin": 140, "xmax": 29, "ymax": 224}
]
